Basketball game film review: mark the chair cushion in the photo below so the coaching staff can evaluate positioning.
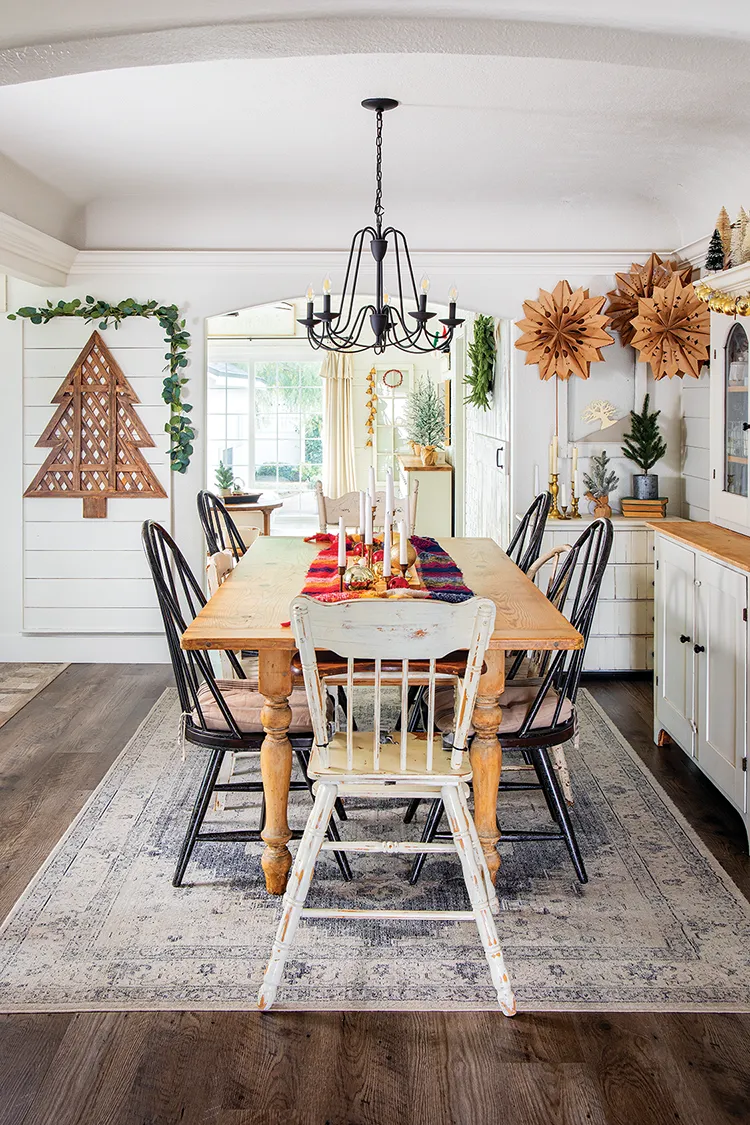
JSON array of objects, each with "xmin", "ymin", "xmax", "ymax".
[
  {"xmin": 195, "ymin": 679, "xmax": 317, "ymax": 733},
  {"xmin": 433, "ymin": 682, "xmax": 573, "ymax": 737}
]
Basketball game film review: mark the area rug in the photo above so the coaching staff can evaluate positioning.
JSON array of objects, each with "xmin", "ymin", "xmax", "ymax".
[
  {"xmin": 0, "ymin": 663, "xmax": 69, "ymax": 729},
  {"xmin": 1, "ymin": 688, "xmax": 749, "ymax": 1013}
]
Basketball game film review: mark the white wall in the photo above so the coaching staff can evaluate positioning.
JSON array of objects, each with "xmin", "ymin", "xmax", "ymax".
[
  {"xmin": 680, "ymin": 371, "xmax": 710, "ymax": 522},
  {"xmin": 1, "ymin": 248, "xmax": 680, "ymax": 661}
]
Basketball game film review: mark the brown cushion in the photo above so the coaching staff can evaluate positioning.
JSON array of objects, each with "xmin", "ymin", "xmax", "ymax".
[
  {"xmin": 434, "ymin": 682, "xmax": 572, "ymax": 737},
  {"xmin": 195, "ymin": 679, "xmax": 317, "ymax": 733}
]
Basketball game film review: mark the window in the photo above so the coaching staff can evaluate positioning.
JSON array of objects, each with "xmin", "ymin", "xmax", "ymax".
[
  {"xmin": 206, "ymin": 345, "xmax": 323, "ymax": 492},
  {"xmin": 373, "ymin": 364, "xmax": 413, "ymax": 482}
]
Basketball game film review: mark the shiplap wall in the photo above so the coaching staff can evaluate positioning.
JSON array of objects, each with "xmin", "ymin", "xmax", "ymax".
[
  {"xmin": 681, "ymin": 371, "xmax": 710, "ymax": 522},
  {"xmin": 21, "ymin": 317, "xmax": 170, "ymax": 634}
]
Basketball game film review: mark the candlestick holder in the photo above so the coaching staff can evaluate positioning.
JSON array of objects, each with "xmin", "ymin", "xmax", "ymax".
[
  {"xmin": 338, "ymin": 564, "xmax": 346, "ymax": 592},
  {"xmin": 569, "ymin": 483, "xmax": 581, "ymax": 519},
  {"xmin": 548, "ymin": 473, "xmax": 564, "ymax": 519}
]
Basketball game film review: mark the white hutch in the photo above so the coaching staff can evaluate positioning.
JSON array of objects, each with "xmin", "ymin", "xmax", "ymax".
[{"xmin": 653, "ymin": 261, "xmax": 750, "ymax": 849}]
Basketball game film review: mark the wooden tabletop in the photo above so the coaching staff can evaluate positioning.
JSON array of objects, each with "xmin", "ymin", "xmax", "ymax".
[
  {"xmin": 181, "ymin": 536, "xmax": 583, "ymax": 653},
  {"xmin": 648, "ymin": 519, "xmax": 750, "ymax": 573},
  {"xmin": 223, "ymin": 499, "xmax": 283, "ymax": 512}
]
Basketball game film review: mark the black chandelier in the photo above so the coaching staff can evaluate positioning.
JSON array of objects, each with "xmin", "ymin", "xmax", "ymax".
[{"xmin": 298, "ymin": 98, "xmax": 464, "ymax": 354}]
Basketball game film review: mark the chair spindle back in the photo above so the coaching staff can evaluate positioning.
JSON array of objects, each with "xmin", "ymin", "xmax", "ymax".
[
  {"xmin": 291, "ymin": 596, "xmax": 496, "ymax": 771},
  {"xmin": 197, "ymin": 490, "xmax": 247, "ymax": 561},
  {"xmin": 315, "ymin": 480, "xmax": 418, "ymax": 533},
  {"xmin": 507, "ymin": 491, "xmax": 552, "ymax": 573}
]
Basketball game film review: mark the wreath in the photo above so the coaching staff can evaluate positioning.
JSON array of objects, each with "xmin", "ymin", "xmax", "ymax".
[
  {"xmin": 382, "ymin": 368, "xmax": 404, "ymax": 388},
  {"xmin": 8, "ymin": 297, "xmax": 194, "ymax": 473}
]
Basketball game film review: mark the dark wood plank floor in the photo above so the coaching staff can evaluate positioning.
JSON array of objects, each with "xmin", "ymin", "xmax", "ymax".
[{"xmin": 0, "ymin": 666, "xmax": 748, "ymax": 1125}]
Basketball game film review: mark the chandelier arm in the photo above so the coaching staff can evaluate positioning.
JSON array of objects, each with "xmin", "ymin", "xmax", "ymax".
[
  {"xmin": 325, "ymin": 303, "xmax": 373, "ymax": 349},
  {"xmin": 388, "ymin": 229, "xmax": 422, "ymax": 306},
  {"xmin": 334, "ymin": 227, "xmax": 376, "ymax": 336}
]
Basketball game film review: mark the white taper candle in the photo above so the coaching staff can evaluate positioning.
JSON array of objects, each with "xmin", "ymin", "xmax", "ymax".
[
  {"xmin": 533, "ymin": 464, "xmax": 540, "ymax": 495},
  {"xmin": 359, "ymin": 489, "xmax": 367, "ymax": 538},
  {"xmin": 399, "ymin": 520, "xmax": 408, "ymax": 565},
  {"xmin": 338, "ymin": 516, "xmax": 346, "ymax": 568},
  {"xmin": 383, "ymin": 518, "xmax": 392, "ymax": 577}
]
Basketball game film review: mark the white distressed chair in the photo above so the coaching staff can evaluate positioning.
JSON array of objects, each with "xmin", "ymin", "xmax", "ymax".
[
  {"xmin": 315, "ymin": 480, "xmax": 418, "ymax": 533},
  {"xmin": 257, "ymin": 596, "xmax": 516, "ymax": 1015}
]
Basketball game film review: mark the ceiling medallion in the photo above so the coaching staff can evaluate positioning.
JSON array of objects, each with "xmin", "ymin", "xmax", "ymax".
[{"xmin": 298, "ymin": 98, "xmax": 464, "ymax": 354}]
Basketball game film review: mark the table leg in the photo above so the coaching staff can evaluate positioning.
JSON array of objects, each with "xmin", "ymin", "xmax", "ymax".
[
  {"xmin": 258, "ymin": 649, "xmax": 294, "ymax": 894},
  {"xmin": 470, "ymin": 647, "xmax": 505, "ymax": 884},
  {"xmin": 263, "ymin": 509, "xmax": 271, "ymax": 536}
]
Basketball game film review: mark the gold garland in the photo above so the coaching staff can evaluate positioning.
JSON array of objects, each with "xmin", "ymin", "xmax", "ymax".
[
  {"xmin": 365, "ymin": 365, "xmax": 377, "ymax": 447},
  {"xmin": 694, "ymin": 282, "xmax": 750, "ymax": 318}
]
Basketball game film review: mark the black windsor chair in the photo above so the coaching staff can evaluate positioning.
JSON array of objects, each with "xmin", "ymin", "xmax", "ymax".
[
  {"xmin": 141, "ymin": 520, "xmax": 351, "ymax": 887},
  {"xmin": 197, "ymin": 490, "xmax": 247, "ymax": 561}
]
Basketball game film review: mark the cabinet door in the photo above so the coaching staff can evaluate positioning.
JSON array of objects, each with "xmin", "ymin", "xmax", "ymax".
[
  {"xmin": 694, "ymin": 554, "xmax": 747, "ymax": 811},
  {"xmin": 654, "ymin": 536, "xmax": 695, "ymax": 753}
]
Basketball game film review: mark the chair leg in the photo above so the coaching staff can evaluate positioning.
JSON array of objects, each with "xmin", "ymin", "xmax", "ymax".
[
  {"xmin": 442, "ymin": 784, "xmax": 516, "ymax": 1016},
  {"xmin": 258, "ymin": 781, "xmax": 338, "ymax": 1011},
  {"xmin": 258, "ymin": 790, "xmax": 266, "ymax": 832},
  {"xmin": 173, "ymin": 748, "xmax": 225, "ymax": 888},
  {"xmin": 213, "ymin": 750, "xmax": 236, "ymax": 812},
  {"xmin": 549, "ymin": 744, "xmax": 574, "ymax": 806},
  {"xmin": 408, "ymin": 798, "xmax": 443, "ymax": 885},
  {"xmin": 461, "ymin": 791, "xmax": 501, "ymax": 916},
  {"xmin": 403, "ymin": 798, "xmax": 422, "ymax": 825},
  {"xmin": 294, "ymin": 750, "xmax": 351, "ymax": 882},
  {"xmin": 297, "ymin": 748, "xmax": 347, "ymax": 821},
  {"xmin": 531, "ymin": 748, "xmax": 587, "ymax": 884}
]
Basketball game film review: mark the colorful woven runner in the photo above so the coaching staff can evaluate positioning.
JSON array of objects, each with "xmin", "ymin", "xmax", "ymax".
[{"xmin": 281, "ymin": 534, "xmax": 473, "ymax": 625}]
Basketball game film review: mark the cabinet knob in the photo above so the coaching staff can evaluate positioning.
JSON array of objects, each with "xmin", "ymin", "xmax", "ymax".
[
  {"xmin": 693, "ymin": 643, "xmax": 705, "ymax": 654},
  {"xmin": 679, "ymin": 634, "xmax": 690, "ymax": 643},
  {"xmin": 743, "ymin": 422, "xmax": 750, "ymax": 432}
]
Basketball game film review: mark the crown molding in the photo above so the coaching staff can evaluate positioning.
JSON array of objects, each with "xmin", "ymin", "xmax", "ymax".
[
  {"xmin": 68, "ymin": 248, "xmax": 674, "ymax": 278},
  {"xmin": 0, "ymin": 212, "xmax": 78, "ymax": 286},
  {"xmin": 695, "ymin": 260, "xmax": 750, "ymax": 296},
  {"xmin": 673, "ymin": 234, "xmax": 710, "ymax": 270}
]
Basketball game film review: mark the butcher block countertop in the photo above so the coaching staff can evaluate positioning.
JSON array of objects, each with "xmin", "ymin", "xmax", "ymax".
[{"xmin": 648, "ymin": 520, "xmax": 750, "ymax": 573}]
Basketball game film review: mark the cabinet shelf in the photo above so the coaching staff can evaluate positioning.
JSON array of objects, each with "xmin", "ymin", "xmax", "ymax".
[
  {"xmin": 727, "ymin": 385, "xmax": 749, "ymax": 392},
  {"xmin": 728, "ymin": 455, "xmax": 748, "ymax": 464}
]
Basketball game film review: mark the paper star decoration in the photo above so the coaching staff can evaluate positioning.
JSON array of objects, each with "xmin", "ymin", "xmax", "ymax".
[
  {"xmin": 515, "ymin": 280, "xmax": 614, "ymax": 381},
  {"xmin": 605, "ymin": 253, "xmax": 693, "ymax": 347},
  {"xmin": 630, "ymin": 274, "xmax": 710, "ymax": 380}
]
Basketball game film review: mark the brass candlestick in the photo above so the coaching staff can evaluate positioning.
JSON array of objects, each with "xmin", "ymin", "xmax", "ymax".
[
  {"xmin": 338, "ymin": 564, "xmax": 346, "ymax": 592},
  {"xmin": 549, "ymin": 472, "xmax": 564, "ymax": 519},
  {"xmin": 569, "ymin": 483, "xmax": 581, "ymax": 519}
]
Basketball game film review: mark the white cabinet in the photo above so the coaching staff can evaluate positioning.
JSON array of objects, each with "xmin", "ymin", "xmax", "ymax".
[
  {"xmin": 654, "ymin": 526, "xmax": 749, "ymax": 848},
  {"xmin": 397, "ymin": 457, "xmax": 453, "ymax": 539},
  {"xmin": 535, "ymin": 516, "xmax": 668, "ymax": 671}
]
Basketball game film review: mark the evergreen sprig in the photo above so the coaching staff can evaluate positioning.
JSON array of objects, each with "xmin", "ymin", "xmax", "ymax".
[
  {"xmin": 583, "ymin": 450, "xmax": 619, "ymax": 498},
  {"xmin": 622, "ymin": 394, "xmax": 667, "ymax": 474},
  {"xmin": 464, "ymin": 313, "xmax": 495, "ymax": 410},
  {"xmin": 8, "ymin": 296, "xmax": 194, "ymax": 473},
  {"xmin": 406, "ymin": 378, "xmax": 445, "ymax": 448}
]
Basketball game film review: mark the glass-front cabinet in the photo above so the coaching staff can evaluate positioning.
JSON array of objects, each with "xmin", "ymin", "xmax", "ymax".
[
  {"xmin": 724, "ymin": 323, "xmax": 749, "ymax": 498},
  {"xmin": 711, "ymin": 316, "xmax": 750, "ymax": 530}
]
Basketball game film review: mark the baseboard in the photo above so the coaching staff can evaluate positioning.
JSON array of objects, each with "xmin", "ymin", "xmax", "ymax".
[{"xmin": 581, "ymin": 670, "xmax": 653, "ymax": 682}]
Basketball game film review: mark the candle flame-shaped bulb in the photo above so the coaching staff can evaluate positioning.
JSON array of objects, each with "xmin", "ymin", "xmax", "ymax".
[
  {"xmin": 306, "ymin": 283, "xmax": 314, "ymax": 302},
  {"xmin": 322, "ymin": 275, "xmax": 332, "ymax": 295},
  {"xmin": 448, "ymin": 284, "xmax": 458, "ymax": 304},
  {"xmin": 383, "ymin": 291, "xmax": 390, "ymax": 306},
  {"xmin": 420, "ymin": 274, "xmax": 430, "ymax": 294}
]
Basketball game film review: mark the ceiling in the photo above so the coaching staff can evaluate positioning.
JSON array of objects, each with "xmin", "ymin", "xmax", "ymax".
[{"xmin": 0, "ymin": 3, "xmax": 746, "ymax": 251}]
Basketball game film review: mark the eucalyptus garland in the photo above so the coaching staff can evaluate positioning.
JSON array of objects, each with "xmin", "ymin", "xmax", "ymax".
[
  {"xmin": 465, "ymin": 313, "xmax": 496, "ymax": 410},
  {"xmin": 8, "ymin": 297, "xmax": 194, "ymax": 473}
]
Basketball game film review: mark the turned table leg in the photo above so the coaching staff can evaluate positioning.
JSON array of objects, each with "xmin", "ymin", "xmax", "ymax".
[
  {"xmin": 470, "ymin": 647, "xmax": 505, "ymax": 885},
  {"xmin": 258, "ymin": 649, "xmax": 294, "ymax": 894}
]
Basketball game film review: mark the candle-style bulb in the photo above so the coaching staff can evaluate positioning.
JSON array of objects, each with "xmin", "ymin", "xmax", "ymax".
[
  {"xmin": 448, "ymin": 284, "xmax": 458, "ymax": 304},
  {"xmin": 322, "ymin": 275, "xmax": 332, "ymax": 295},
  {"xmin": 420, "ymin": 274, "xmax": 430, "ymax": 294},
  {"xmin": 383, "ymin": 291, "xmax": 390, "ymax": 306},
  {"xmin": 306, "ymin": 284, "xmax": 314, "ymax": 302}
]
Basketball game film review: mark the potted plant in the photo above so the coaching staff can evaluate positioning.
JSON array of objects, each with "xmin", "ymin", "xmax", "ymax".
[
  {"xmin": 621, "ymin": 394, "xmax": 667, "ymax": 500},
  {"xmin": 406, "ymin": 378, "xmax": 445, "ymax": 465},
  {"xmin": 215, "ymin": 460, "xmax": 234, "ymax": 497},
  {"xmin": 583, "ymin": 450, "xmax": 619, "ymax": 518}
]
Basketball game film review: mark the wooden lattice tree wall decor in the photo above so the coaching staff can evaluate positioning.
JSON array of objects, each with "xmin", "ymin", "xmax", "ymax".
[{"xmin": 25, "ymin": 331, "xmax": 167, "ymax": 518}]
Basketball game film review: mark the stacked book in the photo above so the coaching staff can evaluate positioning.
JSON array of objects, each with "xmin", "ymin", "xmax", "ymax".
[{"xmin": 620, "ymin": 497, "xmax": 668, "ymax": 519}]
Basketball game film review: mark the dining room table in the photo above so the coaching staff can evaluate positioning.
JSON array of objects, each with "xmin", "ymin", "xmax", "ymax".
[{"xmin": 181, "ymin": 535, "xmax": 583, "ymax": 895}]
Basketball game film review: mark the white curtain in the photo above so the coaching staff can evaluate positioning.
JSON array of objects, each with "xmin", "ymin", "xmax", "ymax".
[{"xmin": 320, "ymin": 351, "xmax": 356, "ymax": 497}]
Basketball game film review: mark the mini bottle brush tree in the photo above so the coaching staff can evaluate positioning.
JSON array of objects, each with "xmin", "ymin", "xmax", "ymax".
[
  {"xmin": 406, "ymin": 378, "xmax": 445, "ymax": 461},
  {"xmin": 705, "ymin": 228, "xmax": 725, "ymax": 273},
  {"xmin": 215, "ymin": 461, "xmax": 234, "ymax": 492},
  {"xmin": 583, "ymin": 450, "xmax": 619, "ymax": 513},
  {"xmin": 621, "ymin": 394, "xmax": 666, "ymax": 501}
]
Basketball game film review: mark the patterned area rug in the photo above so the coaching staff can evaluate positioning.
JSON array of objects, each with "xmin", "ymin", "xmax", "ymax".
[
  {"xmin": 0, "ymin": 663, "xmax": 69, "ymax": 729},
  {"xmin": 1, "ymin": 688, "xmax": 749, "ymax": 1013}
]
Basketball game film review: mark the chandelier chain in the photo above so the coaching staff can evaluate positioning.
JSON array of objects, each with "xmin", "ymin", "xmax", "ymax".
[{"xmin": 374, "ymin": 109, "xmax": 384, "ymax": 228}]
